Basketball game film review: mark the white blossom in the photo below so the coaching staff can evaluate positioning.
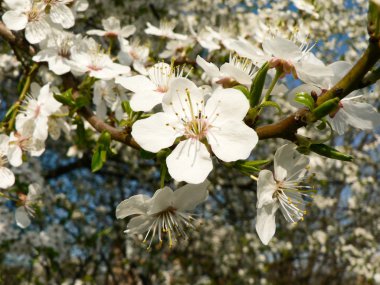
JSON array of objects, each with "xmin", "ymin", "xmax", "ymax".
[
  {"xmin": 132, "ymin": 78, "xmax": 258, "ymax": 183},
  {"xmin": 116, "ymin": 181, "xmax": 209, "ymax": 248}
]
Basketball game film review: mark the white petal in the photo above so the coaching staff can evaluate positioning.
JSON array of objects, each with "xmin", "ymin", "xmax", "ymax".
[
  {"xmin": 131, "ymin": 112, "xmax": 179, "ymax": 153},
  {"xmin": 15, "ymin": 207, "xmax": 31, "ymax": 228},
  {"xmin": 148, "ymin": 187, "xmax": 174, "ymax": 215},
  {"xmin": 115, "ymin": 75, "xmax": 156, "ymax": 93},
  {"xmin": 130, "ymin": 91, "xmax": 164, "ymax": 112},
  {"xmin": 2, "ymin": 11, "xmax": 28, "ymax": 31},
  {"xmin": 208, "ymin": 120, "xmax": 258, "ymax": 162},
  {"xmin": 0, "ymin": 167, "xmax": 15, "ymax": 189},
  {"xmin": 256, "ymin": 202, "xmax": 279, "ymax": 245},
  {"xmin": 262, "ymin": 37, "xmax": 302, "ymax": 60},
  {"xmin": 102, "ymin": 16, "xmax": 120, "ymax": 31},
  {"xmin": 50, "ymin": 4, "xmax": 75, "ymax": 29},
  {"xmin": 166, "ymin": 139, "xmax": 213, "ymax": 184},
  {"xmin": 296, "ymin": 60, "xmax": 334, "ymax": 85},
  {"xmin": 86, "ymin": 29, "xmax": 107, "ymax": 36},
  {"xmin": 173, "ymin": 180, "xmax": 210, "ymax": 211},
  {"xmin": 4, "ymin": 0, "xmax": 31, "ymax": 11},
  {"xmin": 220, "ymin": 63, "xmax": 252, "ymax": 85},
  {"xmin": 274, "ymin": 144, "xmax": 309, "ymax": 182},
  {"xmin": 230, "ymin": 39, "xmax": 267, "ymax": 64},
  {"xmin": 25, "ymin": 19, "xmax": 49, "ymax": 44},
  {"xmin": 162, "ymin": 78, "xmax": 204, "ymax": 118},
  {"xmin": 126, "ymin": 215, "xmax": 154, "ymax": 235},
  {"xmin": 27, "ymin": 183, "xmax": 41, "ymax": 200},
  {"xmin": 116, "ymin": 194, "xmax": 151, "ymax": 219},
  {"xmin": 257, "ymin": 169, "xmax": 277, "ymax": 208},
  {"xmin": 340, "ymin": 100, "xmax": 380, "ymax": 130},
  {"xmin": 196, "ymin": 55, "xmax": 221, "ymax": 78},
  {"xmin": 8, "ymin": 145, "xmax": 23, "ymax": 167},
  {"xmin": 48, "ymin": 57, "xmax": 71, "ymax": 75},
  {"xmin": 120, "ymin": 25, "xmax": 136, "ymax": 38},
  {"xmin": 205, "ymin": 87, "xmax": 249, "ymax": 123},
  {"xmin": 328, "ymin": 110, "xmax": 348, "ymax": 135}
]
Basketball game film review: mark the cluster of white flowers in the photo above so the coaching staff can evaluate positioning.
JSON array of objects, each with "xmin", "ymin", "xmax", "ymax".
[{"xmin": 1, "ymin": 0, "xmax": 380, "ymax": 259}]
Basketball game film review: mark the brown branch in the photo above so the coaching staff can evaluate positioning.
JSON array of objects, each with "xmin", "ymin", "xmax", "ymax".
[
  {"xmin": 0, "ymin": 22, "xmax": 35, "ymax": 56},
  {"xmin": 256, "ymin": 38, "xmax": 380, "ymax": 141},
  {"xmin": 62, "ymin": 74, "xmax": 140, "ymax": 150}
]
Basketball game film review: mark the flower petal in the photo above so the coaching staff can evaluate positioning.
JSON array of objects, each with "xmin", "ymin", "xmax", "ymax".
[
  {"xmin": 208, "ymin": 120, "xmax": 258, "ymax": 162},
  {"xmin": 256, "ymin": 202, "xmax": 279, "ymax": 245},
  {"xmin": 173, "ymin": 180, "xmax": 210, "ymax": 211},
  {"xmin": 2, "ymin": 11, "xmax": 28, "ymax": 31},
  {"xmin": 220, "ymin": 63, "xmax": 252, "ymax": 85},
  {"xmin": 116, "ymin": 75, "xmax": 155, "ymax": 93},
  {"xmin": 196, "ymin": 55, "xmax": 221, "ymax": 78},
  {"xmin": 257, "ymin": 169, "xmax": 277, "ymax": 208},
  {"xmin": 116, "ymin": 194, "xmax": 151, "ymax": 219},
  {"xmin": 0, "ymin": 167, "xmax": 15, "ymax": 189},
  {"xmin": 148, "ymin": 187, "xmax": 174, "ymax": 215},
  {"xmin": 15, "ymin": 207, "xmax": 31, "ymax": 228},
  {"xmin": 162, "ymin": 78, "xmax": 204, "ymax": 118},
  {"xmin": 166, "ymin": 139, "xmax": 213, "ymax": 184},
  {"xmin": 205, "ymin": 88, "xmax": 250, "ymax": 123},
  {"xmin": 262, "ymin": 37, "xmax": 302, "ymax": 60},
  {"xmin": 131, "ymin": 112, "xmax": 179, "ymax": 153},
  {"xmin": 274, "ymin": 144, "xmax": 309, "ymax": 182},
  {"xmin": 50, "ymin": 3, "xmax": 75, "ymax": 29},
  {"xmin": 130, "ymin": 91, "xmax": 164, "ymax": 112}
]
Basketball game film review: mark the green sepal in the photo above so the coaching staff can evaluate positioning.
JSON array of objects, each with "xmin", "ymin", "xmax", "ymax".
[
  {"xmin": 233, "ymin": 85, "xmax": 250, "ymax": 99},
  {"xmin": 53, "ymin": 89, "xmax": 75, "ymax": 106},
  {"xmin": 122, "ymin": 100, "xmax": 133, "ymax": 117},
  {"xmin": 310, "ymin": 98, "xmax": 340, "ymax": 121},
  {"xmin": 259, "ymin": 101, "xmax": 282, "ymax": 115},
  {"xmin": 294, "ymin": 92, "xmax": 315, "ymax": 110},
  {"xmin": 234, "ymin": 159, "xmax": 270, "ymax": 174},
  {"xmin": 249, "ymin": 62, "xmax": 269, "ymax": 107},
  {"xmin": 140, "ymin": 149, "xmax": 156, "ymax": 159},
  {"xmin": 309, "ymin": 143, "xmax": 353, "ymax": 162}
]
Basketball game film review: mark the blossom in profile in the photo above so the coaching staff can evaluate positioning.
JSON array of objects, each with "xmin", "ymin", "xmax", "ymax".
[
  {"xmin": 116, "ymin": 181, "xmax": 209, "ymax": 249},
  {"xmin": 196, "ymin": 54, "xmax": 256, "ymax": 87},
  {"xmin": 118, "ymin": 39, "xmax": 150, "ymax": 75},
  {"xmin": 231, "ymin": 36, "xmax": 332, "ymax": 83},
  {"xmin": 132, "ymin": 78, "xmax": 258, "ymax": 183},
  {"xmin": 256, "ymin": 144, "xmax": 313, "ymax": 245},
  {"xmin": 0, "ymin": 137, "xmax": 15, "ymax": 189},
  {"xmin": 87, "ymin": 16, "xmax": 136, "ymax": 41},
  {"xmin": 16, "ymin": 83, "xmax": 62, "ymax": 142},
  {"xmin": 116, "ymin": 62, "xmax": 183, "ymax": 112},
  {"xmin": 145, "ymin": 20, "xmax": 187, "ymax": 40},
  {"xmin": 69, "ymin": 38, "xmax": 131, "ymax": 80},
  {"xmin": 15, "ymin": 183, "xmax": 42, "ymax": 228}
]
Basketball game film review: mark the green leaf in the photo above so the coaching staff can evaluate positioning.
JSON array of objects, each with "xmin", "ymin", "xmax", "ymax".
[
  {"xmin": 75, "ymin": 95, "xmax": 91, "ymax": 108},
  {"xmin": 259, "ymin": 101, "xmax": 282, "ymax": 115},
  {"xmin": 294, "ymin": 92, "xmax": 315, "ymax": 110},
  {"xmin": 249, "ymin": 62, "xmax": 269, "ymax": 107},
  {"xmin": 91, "ymin": 149, "xmax": 104, "ymax": 172}
]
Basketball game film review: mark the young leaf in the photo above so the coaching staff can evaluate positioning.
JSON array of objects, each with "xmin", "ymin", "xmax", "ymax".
[{"xmin": 294, "ymin": 92, "xmax": 315, "ymax": 110}]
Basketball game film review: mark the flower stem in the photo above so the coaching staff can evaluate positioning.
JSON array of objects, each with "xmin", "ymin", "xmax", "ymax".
[
  {"xmin": 7, "ymin": 63, "xmax": 39, "ymax": 132},
  {"xmin": 257, "ymin": 68, "xmax": 283, "ymax": 117}
]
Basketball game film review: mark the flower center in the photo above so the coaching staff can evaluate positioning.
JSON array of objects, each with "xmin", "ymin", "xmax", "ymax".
[
  {"xmin": 184, "ymin": 116, "xmax": 209, "ymax": 140},
  {"xmin": 143, "ymin": 206, "xmax": 195, "ymax": 249},
  {"xmin": 274, "ymin": 180, "xmax": 315, "ymax": 223}
]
